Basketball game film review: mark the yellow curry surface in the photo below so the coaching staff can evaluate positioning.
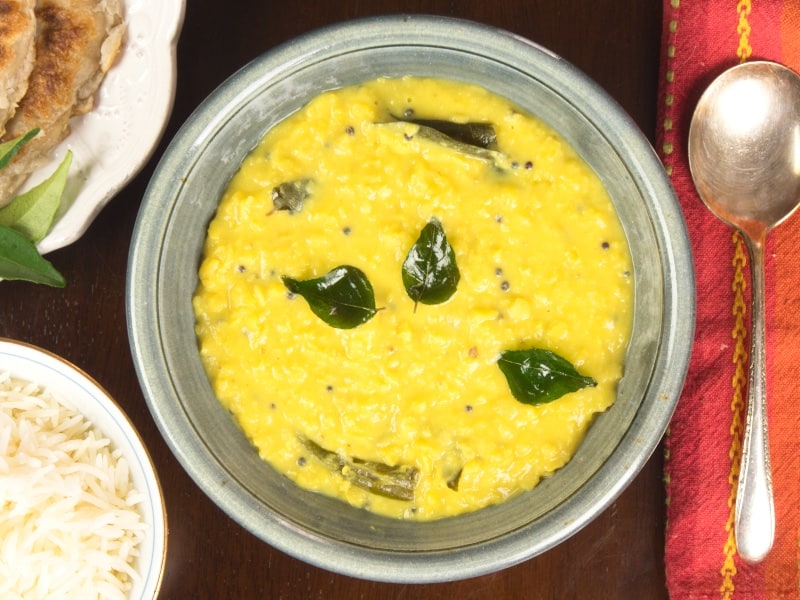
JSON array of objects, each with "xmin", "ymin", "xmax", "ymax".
[{"xmin": 193, "ymin": 77, "xmax": 633, "ymax": 520}]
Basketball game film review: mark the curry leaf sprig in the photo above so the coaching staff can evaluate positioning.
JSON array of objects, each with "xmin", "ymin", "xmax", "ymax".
[{"xmin": 0, "ymin": 129, "xmax": 70, "ymax": 287}]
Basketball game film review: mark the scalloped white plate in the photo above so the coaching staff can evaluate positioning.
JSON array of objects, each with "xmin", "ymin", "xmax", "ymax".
[{"xmin": 29, "ymin": 0, "xmax": 186, "ymax": 254}]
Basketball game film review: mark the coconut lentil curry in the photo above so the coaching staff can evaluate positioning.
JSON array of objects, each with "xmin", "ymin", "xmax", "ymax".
[{"xmin": 193, "ymin": 76, "xmax": 633, "ymax": 520}]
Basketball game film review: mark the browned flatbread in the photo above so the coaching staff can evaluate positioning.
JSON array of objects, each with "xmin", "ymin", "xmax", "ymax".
[
  {"xmin": 0, "ymin": 0, "xmax": 125, "ymax": 207},
  {"xmin": 0, "ymin": 0, "xmax": 36, "ymax": 136}
]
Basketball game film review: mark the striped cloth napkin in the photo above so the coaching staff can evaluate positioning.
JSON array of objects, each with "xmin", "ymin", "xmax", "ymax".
[{"xmin": 658, "ymin": 1, "xmax": 800, "ymax": 598}]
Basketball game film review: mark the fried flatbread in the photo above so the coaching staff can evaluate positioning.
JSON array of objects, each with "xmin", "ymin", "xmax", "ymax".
[
  {"xmin": 0, "ymin": 0, "xmax": 125, "ymax": 207},
  {"xmin": 0, "ymin": 0, "xmax": 36, "ymax": 136}
]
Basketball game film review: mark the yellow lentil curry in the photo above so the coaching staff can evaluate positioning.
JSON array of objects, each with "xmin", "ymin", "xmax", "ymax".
[{"xmin": 193, "ymin": 76, "xmax": 633, "ymax": 520}]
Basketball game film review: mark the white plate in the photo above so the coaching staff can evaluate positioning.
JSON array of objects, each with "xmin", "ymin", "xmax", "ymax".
[
  {"xmin": 29, "ymin": 0, "xmax": 186, "ymax": 254},
  {"xmin": 0, "ymin": 338, "xmax": 167, "ymax": 598}
]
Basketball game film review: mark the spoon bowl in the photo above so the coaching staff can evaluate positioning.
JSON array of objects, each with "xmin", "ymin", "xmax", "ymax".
[
  {"xmin": 688, "ymin": 60, "xmax": 800, "ymax": 563},
  {"xmin": 690, "ymin": 61, "xmax": 800, "ymax": 240}
]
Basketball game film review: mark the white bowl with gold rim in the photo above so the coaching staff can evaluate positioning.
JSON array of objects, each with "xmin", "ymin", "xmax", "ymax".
[{"xmin": 0, "ymin": 338, "xmax": 167, "ymax": 598}]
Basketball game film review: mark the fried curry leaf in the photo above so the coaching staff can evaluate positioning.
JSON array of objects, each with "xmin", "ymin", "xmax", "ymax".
[
  {"xmin": 497, "ymin": 348, "xmax": 597, "ymax": 405},
  {"xmin": 446, "ymin": 468, "xmax": 463, "ymax": 491},
  {"xmin": 0, "ymin": 225, "xmax": 65, "ymax": 287},
  {"xmin": 442, "ymin": 451, "xmax": 464, "ymax": 492},
  {"xmin": 0, "ymin": 128, "xmax": 38, "ymax": 170},
  {"xmin": 396, "ymin": 117, "xmax": 496, "ymax": 149},
  {"xmin": 282, "ymin": 265, "xmax": 378, "ymax": 329},
  {"xmin": 402, "ymin": 217, "xmax": 460, "ymax": 308},
  {"xmin": 270, "ymin": 178, "xmax": 312, "ymax": 213},
  {"xmin": 0, "ymin": 150, "xmax": 72, "ymax": 242},
  {"xmin": 375, "ymin": 121, "xmax": 508, "ymax": 171},
  {"xmin": 299, "ymin": 436, "xmax": 419, "ymax": 501}
]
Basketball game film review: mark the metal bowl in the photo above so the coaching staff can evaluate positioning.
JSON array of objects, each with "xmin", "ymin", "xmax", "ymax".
[{"xmin": 126, "ymin": 15, "xmax": 694, "ymax": 583}]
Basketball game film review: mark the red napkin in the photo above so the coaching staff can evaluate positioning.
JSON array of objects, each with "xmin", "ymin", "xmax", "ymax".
[{"xmin": 659, "ymin": 1, "xmax": 800, "ymax": 597}]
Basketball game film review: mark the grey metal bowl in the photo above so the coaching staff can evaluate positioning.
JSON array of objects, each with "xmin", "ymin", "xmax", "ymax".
[{"xmin": 126, "ymin": 15, "xmax": 694, "ymax": 583}]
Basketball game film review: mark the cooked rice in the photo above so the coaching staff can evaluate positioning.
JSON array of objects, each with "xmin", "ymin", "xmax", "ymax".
[{"xmin": 0, "ymin": 370, "xmax": 146, "ymax": 599}]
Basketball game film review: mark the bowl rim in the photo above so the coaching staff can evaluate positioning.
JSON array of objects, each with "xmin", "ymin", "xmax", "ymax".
[
  {"xmin": 0, "ymin": 337, "xmax": 168, "ymax": 598},
  {"xmin": 127, "ymin": 14, "xmax": 695, "ymax": 583}
]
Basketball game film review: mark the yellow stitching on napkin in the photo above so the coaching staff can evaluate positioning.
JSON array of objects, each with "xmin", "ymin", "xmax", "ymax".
[
  {"xmin": 737, "ymin": 0, "xmax": 753, "ymax": 62},
  {"xmin": 720, "ymin": 232, "xmax": 749, "ymax": 599},
  {"xmin": 719, "ymin": 7, "xmax": 753, "ymax": 594},
  {"xmin": 661, "ymin": 17, "xmax": 678, "ymax": 177},
  {"xmin": 660, "ymin": 2, "xmax": 680, "ymax": 551}
]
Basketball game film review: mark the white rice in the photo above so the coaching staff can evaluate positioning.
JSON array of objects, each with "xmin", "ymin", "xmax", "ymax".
[{"xmin": 0, "ymin": 370, "xmax": 146, "ymax": 600}]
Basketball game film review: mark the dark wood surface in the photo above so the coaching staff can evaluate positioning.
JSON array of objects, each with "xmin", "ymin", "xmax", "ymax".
[{"xmin": 0, "ymin": 2, "xmax": 667, "ymax": 598}]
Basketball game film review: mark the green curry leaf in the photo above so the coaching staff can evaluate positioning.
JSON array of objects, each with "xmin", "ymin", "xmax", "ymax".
[
  {"xmin": 397, "ymin": 117, "xmax": 496, "ymax": 149},
  {"xmin": 282, "ymin": 265, "xmax": 378, "ymax": 329},
  {"xmin": 497, "ymin": 348, "xmax": 596, "ymax": 405},
  {"xmin": 0, "ymin": 128, "xmax": 38, "ymax": 170},
  {"xmin": 0, "ymin": 129, "xmax": 69, "ymax": 286},
  {"xmin": 0, "ymin": 225, "xmax": 65, "ymax": 287},
  {"xmin": 0, "ymin": 150, "xmax": 72, "ymax": 242},
  {"xmin": 402, "ymin": 217, "xmax": 460, "ymax": 308},
  {"xmin": 381, "ymin": 121, "xmax": 506, "ymax": 168}
]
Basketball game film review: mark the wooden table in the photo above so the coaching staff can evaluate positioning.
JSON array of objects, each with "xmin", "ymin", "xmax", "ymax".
[{"xmin": 0, "ymin": 1, "xmax": 668, "ymax": 598}]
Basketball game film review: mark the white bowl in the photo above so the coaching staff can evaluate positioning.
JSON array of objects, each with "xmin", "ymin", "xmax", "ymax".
[{"xmin": 0, "ymin": 338, "xmax": 167, "ymax": 598}]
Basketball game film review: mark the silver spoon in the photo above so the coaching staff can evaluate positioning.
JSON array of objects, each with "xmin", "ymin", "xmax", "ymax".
[{"xmin": 688, "ymin": 60, "xmax": 800, "ymax": 563}]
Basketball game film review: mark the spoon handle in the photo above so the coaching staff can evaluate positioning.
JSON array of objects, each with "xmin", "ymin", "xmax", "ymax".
[{"xmin": 735, "ymin": 235, "xmax": 775, "ymax": 563}]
